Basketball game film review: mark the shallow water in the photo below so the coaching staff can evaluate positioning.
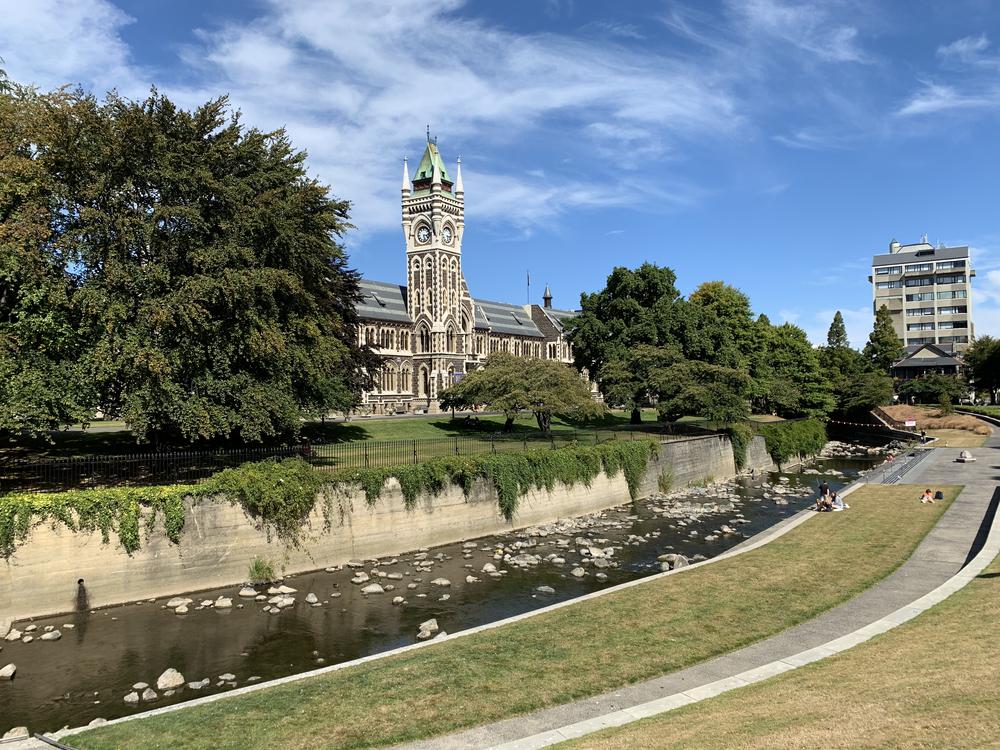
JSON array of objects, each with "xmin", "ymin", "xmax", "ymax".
[{"xmin": 0, "ymin": 450, "xmax": 883, "ymax": 735}]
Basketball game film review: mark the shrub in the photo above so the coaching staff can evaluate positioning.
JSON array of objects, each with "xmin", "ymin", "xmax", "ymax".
[
  {"xmin": 248, "ymin": 556, "xmax": 275, "ymax": 584},
  {"xmin": 758, "ymin": 419, "xmax": 828, "ymax": 469},
  {"xmin": 725, "ymin": 423, "xmax": 754, "ymax": 470}
]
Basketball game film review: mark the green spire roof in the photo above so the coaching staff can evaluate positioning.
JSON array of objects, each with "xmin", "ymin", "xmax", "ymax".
[{"xmin": 413, "ymin": 139, "xmax": 451, "ymax": 184}]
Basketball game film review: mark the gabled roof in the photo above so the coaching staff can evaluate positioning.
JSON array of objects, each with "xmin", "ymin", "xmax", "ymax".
[
  {"xmin": 473, "ymin": 298, "xmax": 544, "ymax": 338},
  {"xmin": 357, "ymin": 279, "xmax": 411, "ymax": 324},
  {"xmin": 542, "ymin": 307, "xmax": 577, "ymax": 331},
  {"xmin": 891, "ymin": 343, "xmax": 963, "ymax": 369}
]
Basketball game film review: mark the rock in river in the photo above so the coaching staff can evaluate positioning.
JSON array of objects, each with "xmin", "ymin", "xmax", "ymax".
[
  {"xmin": 361, "ymin": 583, "xmax": 385, "ymax": 595},
  {"xmin": 123, "ymin": 692, "xmax": 139, "ymax": 705},
  {"xmin": 430, "ymin": 578, "xmax": 451, "ymax": 587},
  {"xmin": 536, "ymin": 586, "xmax": 555, "ymax": 595},
  {"xmin": 166, "ymin": 597, "xmax": 192, "ymax": 609},
  {"xmin": 214, "ymin": 597, "xmax": 233, "ymax": 608},
  {"xmin": 0, "ymin": 663, "xmax": 15, "ymax": 680},
  {"xmin": 2, "ymin": 728, "xmax": 28, "ymax": 740},
  {"xmin": 570, "ymin": 567, "xmax": 586, "ymax": 577},
  {"xmin": 141, "ymin": 688, "xmax": 158, "ymax": 702},
  {"xmin": 238, "ymin": 587, "xmax": 258, "ymax": 598},
  {"xmin": 419, "ymin": 618, "xmax": 439, "ymax": 634},
  {"xmin": 156, "ymin": 668, "xmax": 185, "ymax": 691},
  {"xmin": 39, "ymin": 629, "xmax": 61, "ymax": 641},
  {"xmin": 305, "ymin": 593, "xmax": 318, "ymax": 604}
]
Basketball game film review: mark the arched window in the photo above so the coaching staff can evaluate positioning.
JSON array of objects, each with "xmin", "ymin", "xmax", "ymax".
[
  {"xmin": 400, "ymin": 365, "xmax": 412, "ymax": 393},
  {"xmin": 419, "ymin": 325, "xmax": 430, "ymax": 353},
  {"xmin": 446, "ymin": 325, "xmax": 455, "ymax": 352}
]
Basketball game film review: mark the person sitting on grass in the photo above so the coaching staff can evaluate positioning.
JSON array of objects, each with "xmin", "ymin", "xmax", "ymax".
[
  {"xmin": 831, "ymin": 491, "xmax": 849, "ymax": 511},
  {"xmin": 921, "ymin": 488, "xmax": 936, "ymax": 504}
]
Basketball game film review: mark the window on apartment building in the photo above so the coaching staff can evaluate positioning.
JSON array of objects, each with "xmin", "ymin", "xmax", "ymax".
[
  {"xmin": 904, "ymin": 276, "xmax": 934, "ymax": 287},
  {"xmin": 939, "ymin": 335, "xmax": 969, "ymax": 344},
  {"xmin": 936, "ymin": 274, "xmax": 965, "ymax": 285},
  {"xmin": 904, "ymin": 263, "xmax": 933, "ymax": 273},
  {"xmin": 907, "ymin": 336, "xmax": 935, "ymax": 345},
  {"xmin": 938, "ymin": 320, "xmax": 967, "ymax": 330},
  {"xmin": 936, "ymin": 260, "xmax": 966, "ymax": 270},
  {"xmin": 906, "ymin": 322, "xmax": 935, "ymax": 331},
  {"xmin": 905, "ymin": 307, "xmax": 934, "ymax": 316},
  {"xmin": 937, "ymin": 290, "xmax": 967, "ymax": 300},
  {"xmin": 906, "ymin": 292, "xmax": 935, "ymax": 302},
  {"xmin": 876, "ymin": 280, "xmax": 903, "ymax": 289},
  {"xmin": 875, "ymin": 265, "xmax": 902, "ymax": 275},
  {"xmin": 937, "ymin": 306, "xmax": 968, "ymax": 315}
]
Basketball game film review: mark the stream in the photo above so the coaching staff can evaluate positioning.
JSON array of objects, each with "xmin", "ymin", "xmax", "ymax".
[{"xmin": 0, "ymin": 441, "xmax": 888, "ymax": 735}]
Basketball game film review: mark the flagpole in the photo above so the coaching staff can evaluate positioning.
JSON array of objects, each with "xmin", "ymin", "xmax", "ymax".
[{"xmin": 527, "ymin": 270, "xmax": 530, "ymax": 304}]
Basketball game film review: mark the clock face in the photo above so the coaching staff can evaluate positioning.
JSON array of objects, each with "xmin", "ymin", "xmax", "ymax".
[
  {"xmin": 442, "ymin": 226, "xmax": 453, "ymax": 244},
  {"xmin": 417, "ymin": 225, "xmax": 430, "ymax": 243}
]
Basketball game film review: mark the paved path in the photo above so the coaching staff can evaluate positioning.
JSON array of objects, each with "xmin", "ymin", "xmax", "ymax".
[{"xmin": 388, "ymin": 431, "xmax": 1000, "ymax": 750}]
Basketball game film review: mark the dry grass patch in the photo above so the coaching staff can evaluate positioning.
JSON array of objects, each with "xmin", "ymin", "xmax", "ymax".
[
  {"xmin": 925, "ymin": 429, "xmax": 989, "ymax": 448},
  {"xmin": 561, "ymin": 546, "xmax": 1000, "ymax": 750},
  {"xmin": 71, "ymin": 485, "xmax": 958, "ymax": 750},
  {"xmin": 883, "ymin": 405, "xmax": 991, "ymax": 435}
]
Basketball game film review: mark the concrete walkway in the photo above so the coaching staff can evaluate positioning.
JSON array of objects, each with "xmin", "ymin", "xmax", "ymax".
[{"xmin": 389, "ymin": 433, "xmax": 1000, "ymax": 750}]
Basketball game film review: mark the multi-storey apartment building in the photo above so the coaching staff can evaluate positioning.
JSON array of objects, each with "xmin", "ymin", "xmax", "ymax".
[
  {"xmin": 869, "ymin": 237, "xmax": 975, "ymax": 353},
  {"xmin": 354, "ymin": 136, "xmax": 579, "ymax": 414}
]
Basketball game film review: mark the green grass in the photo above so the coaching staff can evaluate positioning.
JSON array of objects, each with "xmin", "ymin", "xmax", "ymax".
[
  {"xmin": 71, "ymin": 484, "xmax": 957, "ymax": 750},
  {"xmin": 561, "ymin": 524, "xmax": 1000, "ymax": 750}
]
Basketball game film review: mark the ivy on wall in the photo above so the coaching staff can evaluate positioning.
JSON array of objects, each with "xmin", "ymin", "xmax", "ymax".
[
  {"xmin": 0, "ymin": 439, "xmax": 658, "ymax": 558},
  {"xmin": 757, "ymin": 418, "xmax": 828, "ymax": 468}
]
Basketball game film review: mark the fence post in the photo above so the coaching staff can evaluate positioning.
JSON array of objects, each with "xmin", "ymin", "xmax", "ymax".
[
  {"xmin": 364, "ymin": 443, "xmax": 369, "ymax": 468},
  {"xmin": 455, "ymin": 436, "xmax": 459, "ymax": 455},
  {"xmin": 413, "ymin": 440, "xmax": 418, "ymax": 465}
]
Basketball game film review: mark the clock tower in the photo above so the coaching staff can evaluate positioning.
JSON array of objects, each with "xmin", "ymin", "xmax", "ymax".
[{"xmin": 401, "ymin": 134, "xmax": 473, "ymax": 405}]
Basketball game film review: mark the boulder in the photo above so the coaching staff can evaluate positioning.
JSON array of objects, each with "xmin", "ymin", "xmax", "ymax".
[
  {"xmin": 277, "ymin": 585, "xmax": 297, "ymax": 594},
  {"xmin": 238, "ymin": 587, "xmax": 258, "ymax": 598},
  {"xmin": 214, "ymin": 597, "xmax": 233, "ymax": 609},
  {"xmin": 351, "ymin": 573, "xmax": 371, "ymax": 584},
  {"xmin": 392, "ymin": 596, "xmax": 405, "ymax": 605},
  {"xmin": 88, "ymin": 718, "xmax": 108, "ymax": 727},
  {"xmin": 199, "ymin": 600, "xmax": 213, "ymax": 607},
  {"xmin": 187, "ymin": 679, "xmax": 210, "ymax": 690},
  {"xmin": 570, "ymin": 567, "xmax": 586, "ymax": 577},
  {"xmin": 482, "ymin": 563, "xmax": 497, "ymax": 573},
  {"xmin": 156, "ymin": 668, "xmax": 185, "ymax": 691},
  {"xmin": 175, "ymin": 605, "xmax": 189, "ymax": 615},
  {"xmin": 0, "ymin": 663, "xmax": 15, "ymax": 680},
  {"xmin": 536, "ymin": 586, "xmax": 555, "ymax": 595},
  {"xmin": 2, "ymin": 727, "xmax": 29, "ymax": 740},
  {"xmin": 419, "ymin": 618, "xmax": 439, "ymax": 634},
  {"xmin": 141, "ymin": 687, "xmax": 158, "ymax": 701},
  {"xmin": 219, "ymin": 672, "xmax": 236, "ymax": 681},
  {"xmin": 39, "ymin": 629, "xmax": 61, "ymax": 641},
  {"xmin": 465, "ymin": 575, "xmax": 479, "ymax": 584},
  {"xmin": 361, "ymin": 583, "xmax": 385, "ymax": 595},
  {"xmin": 132, "ymin": 682, "xmax": 148, "ymax": 690},
  {"xmin": 276, "ymin": 597, "xmax": 295, "ymax": 608},
  {"xmin": 166, "ymin": 597, "xmax": 192, "ymax": 609},
  {"xmin": 430, "ymin": 578, "xmax": 451, "ymax": 587},
  {"xmin": 24, "ymin": 624, "xmax": 37, "ymax": 632},
  {"xmin": 123, "ymin": 691, "xmax": 140, "ymax": 704},
  {"xmin": 304, "ymin": 593, "xmax": 318, "ymax": 604}
]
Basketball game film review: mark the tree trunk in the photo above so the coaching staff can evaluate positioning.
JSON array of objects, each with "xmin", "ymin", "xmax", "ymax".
[
  {"xmin": 502, "ymin": 415, "xmax": 515, "ymax": 433},
  {"xmin": 630, "ymin": 407, "xmax": 642, "ymax": 424},
  {"xmin": 535, "ymin": 411, "xmax": 551, "ymax": 434}
]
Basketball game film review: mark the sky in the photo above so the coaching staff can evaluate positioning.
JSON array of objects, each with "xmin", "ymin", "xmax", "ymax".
[{"xmin": 2, "ymin": 0, "xmax": 1000, "ymax": 348}]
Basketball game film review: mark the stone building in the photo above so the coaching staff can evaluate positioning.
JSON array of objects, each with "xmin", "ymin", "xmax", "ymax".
[{"xmin": 355, "ymin": 137, "xmax": 578, "ymax": 414}]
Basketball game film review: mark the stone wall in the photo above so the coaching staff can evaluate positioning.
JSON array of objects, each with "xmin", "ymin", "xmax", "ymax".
[{"xmin": 2, "ymin": 435, "xmax": 739, "ymax": 621}]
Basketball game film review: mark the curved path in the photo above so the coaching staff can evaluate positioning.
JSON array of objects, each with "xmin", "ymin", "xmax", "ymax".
[{"xmin": 388, "ymin": 431, "xmax": 1000, "ymax": 750}]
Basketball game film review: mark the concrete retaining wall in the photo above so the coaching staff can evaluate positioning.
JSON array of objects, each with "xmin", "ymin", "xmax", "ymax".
[{"xmin": 1, "ymin": 435, "xmax": 739, "ymax": 621}]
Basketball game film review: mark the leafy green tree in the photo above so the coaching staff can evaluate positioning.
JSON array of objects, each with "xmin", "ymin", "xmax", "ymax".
[
  {"xmin": 566, "ymin": 263, "xmax": 682, "ymax": 385},
  {"xmin": 897, "ymin": 375, "xmax": 968, "ymax": 405},
  {"xmin": 826, "ymin": 310, "xmax": 849, "ymax": 348},
  {"xmin": 30, "ymin": 88, "xmax": 378, "ymax": 444},
  {"xmin": 964, "ymin": 336, "xmax": 1000, "ymax": 404},
  {"xmin": 840, "ymin": 371, "xmax": 894, "ymax": 414},
  {"xmin": 863, "ymin": 305, "xmax": 905, "ymax": 373},
  {"xmin": 0, "ymin": 84, "xmax": 94, "ymax": 437},
  {"xmin": 684, "ymin": 281, "xmax": 754, "ymax": 369},
  {"xmin": 440, "ymin": 353, "xmax": 601, "ymax": 433},
  {"xmin": 754, "ymin": 323, "xmax": 834, "ymax": 418},
  {"xmin": 598, "ymin": 345, "xmax": 681, "ymax": 423},
  {"xmin": 652, "ymin": 360, "xmax": 751, "ymax": 424}
]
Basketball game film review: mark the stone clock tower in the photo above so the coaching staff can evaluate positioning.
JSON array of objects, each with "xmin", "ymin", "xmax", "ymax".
[{"xmin": 401, "ymin": 135, "xmax": 475, "ymax": 406}]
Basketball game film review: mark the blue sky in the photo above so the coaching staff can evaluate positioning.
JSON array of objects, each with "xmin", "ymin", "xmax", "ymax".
[{"xmin": 3, "ymin": 0, "xmax": 1000, "ymax": 348}]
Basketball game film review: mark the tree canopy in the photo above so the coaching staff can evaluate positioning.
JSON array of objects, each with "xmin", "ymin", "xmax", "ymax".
[
  {"xmin": 440, "ymin": 353, "xmax": 602, "ymax": 433},
  {"xmin": 965, "ymin": 336, "xmax": 1000, "ymax": 404},
  {"xmin": 0, "ymin": 83, "xmax": 378, "ymax": 444},
  {"xmin": 863, "ymin": 305, "xmax": 905, "ymax": 373}
]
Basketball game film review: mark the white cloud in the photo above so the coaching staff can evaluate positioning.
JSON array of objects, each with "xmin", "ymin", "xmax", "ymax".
[
  {"xmin": 896, "ymin": 81, "xmax": 1000, "ymax": 117},
  {"xmin": 0, "ymin": 0, "xmax": 149, "ymax": 96},
  {"xmin": 728, "ymin": 0, "xmax": 869, "ymax": 63},
  {"xmin": 937, "ymin": 34, "xmax": 999, "ymax": 68}
]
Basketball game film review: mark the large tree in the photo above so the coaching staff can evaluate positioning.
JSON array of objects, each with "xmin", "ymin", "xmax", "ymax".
[
  {"xmin": 652, "ymin": 360, "xmax": 751, "ymax": 424},
  {"xmin": 16, "ymin": 87, "xmax": 378, "ymax": 444},
  {"xmin": 0, "ymin": 85, "xmax": 94, "ymax": 437},
  {"xmin": 597, "ymin": 345, "xmax": 681, "ymax": 424},
  {"xmin": 566, "ymin": 263, "xmax": 682, "ymax": 384},
  {"xmin": 863, "ymin": 305, "xmax": 905, "ymax": 374},
  {"xmin": 440, "ymin": 353, "xmax": 601, "ymax": 433},
  {"xmin": 965, "ymin": 336, "xmax": 1000, "ymax": 404},
  {"xmin": 826, "ymin": 311, "xmax": 849, "ymax": 348},
  {"xmin": 683, "ymin": 281, "xmax": 755, "ymax": 369},
  {"xmin": 763, "ymin": 323, "xmax": 835, "ymax": 418}
]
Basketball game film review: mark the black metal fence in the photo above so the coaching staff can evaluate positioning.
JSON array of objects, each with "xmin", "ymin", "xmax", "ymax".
[{"xmin": 0, "ymin": 422, "xmax": 717, "ymax": 495}]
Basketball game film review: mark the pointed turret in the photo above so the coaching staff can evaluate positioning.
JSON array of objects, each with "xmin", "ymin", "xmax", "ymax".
[
  {"xmin": 455, "ymin": 156, "xmax": 464, "ymax": 197},
  {"xmin": 543, "ymin": 284, "xmax": 553, "ymax": 309},
  {"xmin": 411, "ymin": 135, "xmax": 452, "ymax": 194},
  {"xmin": 401, "ymin": 157, "xmax": 410, "ymax": 196}
]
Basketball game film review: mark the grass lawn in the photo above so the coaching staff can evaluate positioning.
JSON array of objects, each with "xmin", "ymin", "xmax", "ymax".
[
  {"xmin": 925, "ymin": 428, "xmax": 989, "ymax": 448},
  {"xmin": 560, "ymin": 539, "xmax": 1000, "ymax": 749},
  {"xmin": 71, "ymin": 484, "xmax": 957, "ymax": 750}
]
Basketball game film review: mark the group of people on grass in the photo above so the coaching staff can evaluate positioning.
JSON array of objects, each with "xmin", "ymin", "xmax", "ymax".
[
  {"xmin": 815, "ymin": 480, "xmax": 848, "ymax": 512},
  {"xmin": 816, "ymin": 479, "xmax": 941, "ymax": 510}
]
